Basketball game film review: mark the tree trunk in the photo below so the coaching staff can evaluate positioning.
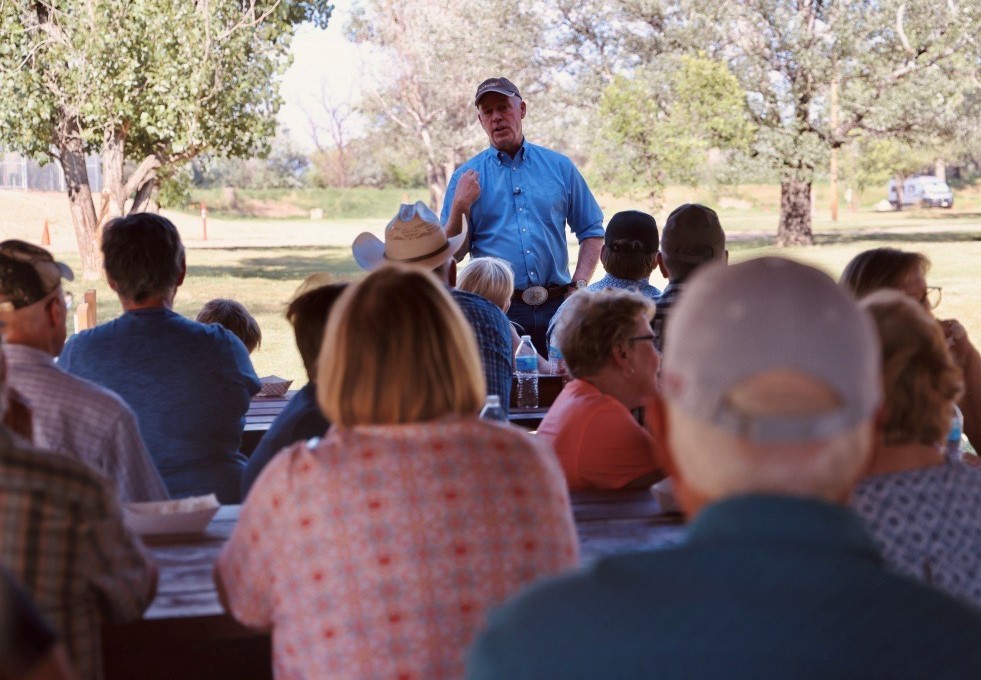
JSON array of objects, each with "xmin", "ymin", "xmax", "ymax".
[
  {"xmin": 934, "ymin": 158, "xmax": 946, "ymax": 182},
  {"xmin": 101, "ymin": 130, "xmax": 127, "ymax": 223},
  {"xmin": 59, "ymin": 140, "xmax": 103, "ymax": 280},
  {"xmin": 829, "ymin": 147, "xmax": 839, "ymax": 222},
  {"xmin": 776, "ymin": 178, "xmax": 814, "ymax": 246},
  {"xmin": 131, "ymin": 177, "xmax": 158, "ymax": 214},
  {"xmin": 894, "ymin": 174, "xmax": 904, "ymax": 212}
]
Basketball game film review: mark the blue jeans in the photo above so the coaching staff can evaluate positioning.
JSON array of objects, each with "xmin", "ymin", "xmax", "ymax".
[{"xmin": 507, "ymin": 295, "xmax": 564, "ymax": 357}]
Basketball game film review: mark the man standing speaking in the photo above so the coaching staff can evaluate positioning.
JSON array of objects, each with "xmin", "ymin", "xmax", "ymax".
[{"xmin": 442, "ymin": 77, "xmax": 604, "ymax": 355}]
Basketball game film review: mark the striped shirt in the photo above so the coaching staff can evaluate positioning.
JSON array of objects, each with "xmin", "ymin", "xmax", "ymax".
[
  {"xmin": 3, "ymin": 344, "xmax": 168, "ymax": 502},
  {"xmin": 0, "ymin": 425, "xmax": 156, "ymax": 680}
]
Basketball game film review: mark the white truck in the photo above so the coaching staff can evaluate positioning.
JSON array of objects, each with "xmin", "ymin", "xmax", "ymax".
[{"xmin": 888, "ymin": 176, "xmax": 954, "ymax": 209}]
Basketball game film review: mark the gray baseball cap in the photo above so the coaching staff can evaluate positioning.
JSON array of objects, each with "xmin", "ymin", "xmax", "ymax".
[
  {"xmin": 474, "ymin": 77, "xmax": 521, "ymax": 106},
  {"xmin": 660, "ymin": 204, "xmax": 725, "ymax": 265},
  {"xmin": 661, "ymin": 256, "xmax": 881, "ymax": 442}
]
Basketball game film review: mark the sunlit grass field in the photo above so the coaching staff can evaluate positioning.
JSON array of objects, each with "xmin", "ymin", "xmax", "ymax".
[{"xmin": 4, "ymin": 188, "xmax": 980, "ymax": 385}]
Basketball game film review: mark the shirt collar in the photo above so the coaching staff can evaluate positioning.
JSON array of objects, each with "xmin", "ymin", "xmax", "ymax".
[
  {"xmin": 598, "ymin": 274, "xmax": 652, "ymax": 288},
  {"xmin": 492, "ymin": 138, "xmax": 528, "ymax": 166},
  {"xmin": 687, "ymin": 494, "xmax": 882, "ymax": 565},
  {"xmin": 2, "ymin": 343, "xmax": 56, "ymax": 368}
]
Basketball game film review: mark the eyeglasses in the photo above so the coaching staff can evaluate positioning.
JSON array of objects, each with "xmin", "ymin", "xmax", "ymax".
[
  {"xmin": 922, "ymin": 286, "xmax": 942, "ymax": 310},
  {"xmin": 628, "ymin": 335, "xmax": 656, "ymax": 345}
]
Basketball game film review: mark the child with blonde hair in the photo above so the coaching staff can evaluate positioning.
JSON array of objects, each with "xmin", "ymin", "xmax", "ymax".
[{"xmin": 458, "ymin": 258, "xmax": 550, "ymax": 373}]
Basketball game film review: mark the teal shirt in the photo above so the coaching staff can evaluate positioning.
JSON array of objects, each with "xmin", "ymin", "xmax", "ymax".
[
  {"xmin": 468, "ymin": 495, "xmax": 981, "ymax": 679},
  {"xmin": 60, "ymin": 308, "xmax": 260, "ymax": 503}
]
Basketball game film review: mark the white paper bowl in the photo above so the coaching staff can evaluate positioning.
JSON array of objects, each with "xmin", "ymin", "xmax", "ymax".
[
  {"xmin": 258, "ymin": 375, "xmax": 293, "ymax": 398},
  {"xmin": 124, "ymin": 494, "xmax": 220, "ymax": 536}
]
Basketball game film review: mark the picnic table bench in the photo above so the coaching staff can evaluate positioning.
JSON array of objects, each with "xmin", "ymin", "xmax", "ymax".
[
  {"xmin": 243, "ymin": 375, "xmax": 568, "ymax": 454},
  {"xmin": 103, "ymin": 489, "xmax": 684, "ymax": 679}
]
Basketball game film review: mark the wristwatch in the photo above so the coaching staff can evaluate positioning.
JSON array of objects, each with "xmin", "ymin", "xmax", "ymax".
[{"xmin": 573, "ymin": 280, "xmax": 588, "ymax": 290}]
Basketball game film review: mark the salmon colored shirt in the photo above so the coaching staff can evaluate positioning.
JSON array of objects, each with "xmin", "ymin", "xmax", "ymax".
[
  {"xmin": 217, "ymin": 416, "xmax": 579, "ymax": 680},
  {"xmin": 537, "ymin": 379, "xmax": 662, "ymax": 490}
]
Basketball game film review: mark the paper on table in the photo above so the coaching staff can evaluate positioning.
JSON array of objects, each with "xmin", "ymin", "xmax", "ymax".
[{"xmin": 124, "ymin": 494, "xmax": 220, "ymax": 536}]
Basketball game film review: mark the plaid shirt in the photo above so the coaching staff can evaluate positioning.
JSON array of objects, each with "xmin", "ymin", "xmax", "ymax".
[
  {"xmin": 651, "ymin": 281, "xmax": 683, "ymax": 354},
  {"xmin": 451, "ymin": 290, "xmax": 513, "ymax": 415},
  {"xmin": 3, "ymin": 344, "xmax": 168, "ymax": 502},
  {"xmin": 0, "ymin": 426, "xmax": 156, "ymax": 680}
]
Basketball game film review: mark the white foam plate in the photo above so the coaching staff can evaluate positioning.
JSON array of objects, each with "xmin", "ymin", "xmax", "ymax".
[{"xmin": 124, "ymin": 494, "xmax": 220, "ymax": 536}]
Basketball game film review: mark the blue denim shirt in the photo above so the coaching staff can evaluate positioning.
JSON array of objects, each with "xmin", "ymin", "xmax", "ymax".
[{"xmin": 442, "ymin": 141, "xmax": 604, "ymax": 290}]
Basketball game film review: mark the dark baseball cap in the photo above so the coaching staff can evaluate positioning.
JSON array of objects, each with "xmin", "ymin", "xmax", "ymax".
[
  {"xmin": 474, "ymin": 77, "xmax": 522, "ymax": 106},
  {"xmin": 662, "ymin": 257, "xmax": 881, "ymax": 443},
  {"xmin": 660, "ymin": 204, "xmax": 725, "ymax": 264},
  {"xmin": 0, "ymin": 240, "xmax": 74, "ymax": 311},
  {"xmin": 605, "ymin": 210, "xmax": 659, "ymax": 253}
]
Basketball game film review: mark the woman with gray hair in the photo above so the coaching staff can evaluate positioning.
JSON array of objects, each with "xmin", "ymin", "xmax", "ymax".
[{"xmin": 537, "ymin": 289, "xmax": 664, "ymax": 490}]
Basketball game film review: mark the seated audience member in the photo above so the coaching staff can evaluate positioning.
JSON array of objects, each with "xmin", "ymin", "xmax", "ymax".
[
  {"xmin": 0, "ymin": 335, "xmax": 157, "ymax": 680},
  {"xmin": 195, "ymin": 298, "xmax": 262, "ymax": 354},
  {"xmin": 217, "ymin": 265, "xmax": 578, "ymax": 680},
  {"xmin": 841, "ymin": 247, "xmax": 981, "ymax": 451},
  {"xmin": 850, "ymin": 290, "xmax": 981, "ymax": 606},
  {"xmin": 651, "ymin": 203, "xmax": 727, "ymax": 353},
  {"xmin": 457, "ymin": 257, "xmax": 550, "ymax": 373},
  {"xmin": 353, "ymin": 202, "xmax": 513, "ymax": 411},
  {"xmin": 467, "ymin": 258, "xmax": 981, "ymax": 679},
  {"xmin": 0, "ymin": 568, "xmax": 74, "ymax": 680},
  {"xmin": 0, "ymin": 241, "xmax": 167, "ymax": 502},
  {"xmin": 546, "ymin": 210, "xmax": 661, "ymax": 348},
  {"xmin": 59, "ymin": 214, "xmax": 261, "ymax": 503},
  {"xmin": 536, "ymin": 290, "xmax": 664, "ymax": 490},
  {"xmin": 240, "ymin": 282, "xmax": 347, "ymax": 498}
]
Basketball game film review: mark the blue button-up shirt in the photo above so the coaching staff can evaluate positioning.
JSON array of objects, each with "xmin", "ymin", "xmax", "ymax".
[{"xmin": 442, "ymin": 141, "xmax": 604, "ymax": 290}]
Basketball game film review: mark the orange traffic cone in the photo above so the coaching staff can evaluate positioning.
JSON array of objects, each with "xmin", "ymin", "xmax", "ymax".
[{"xmin": 40, "ymin": 220, "xmax": 51, "ymax": 246}]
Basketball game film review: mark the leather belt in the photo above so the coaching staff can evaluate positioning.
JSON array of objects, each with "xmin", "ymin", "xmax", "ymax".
[{"xmin": 512, "ymin": 284, "xmax": 570, "ymax": 306}]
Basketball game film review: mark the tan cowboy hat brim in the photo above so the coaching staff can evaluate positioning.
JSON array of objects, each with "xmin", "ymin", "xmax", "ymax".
[{"xmin": 352, "ymin": 215, "xmax": 469, "ymax": 272}]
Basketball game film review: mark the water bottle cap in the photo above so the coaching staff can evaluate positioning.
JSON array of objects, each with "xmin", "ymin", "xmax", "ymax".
[
  {"xmin": 486, "ymin": 395, "xmax": 501, "ymax": 406},
  {"xmin": 520, "ymin": 335, "xmax": 531, "ymax": 341}
]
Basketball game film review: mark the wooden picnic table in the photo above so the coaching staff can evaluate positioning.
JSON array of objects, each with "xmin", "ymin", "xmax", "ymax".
[
  {"xmin": 242, "ymin": 384, "xmax": 559, "ymax": 455},
  {"xmin": 103, "ymin": 489, "xmax": 684, "ymax": 679}
]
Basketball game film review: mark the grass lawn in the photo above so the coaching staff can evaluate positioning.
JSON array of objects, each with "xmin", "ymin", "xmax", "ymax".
[{"xmin": 4, "ymin": 188, "xmax": 980, "ymax": 386}]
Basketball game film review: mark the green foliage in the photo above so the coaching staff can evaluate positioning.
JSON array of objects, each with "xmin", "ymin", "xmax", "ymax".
[
  {"xmin": 194, "ymin": 132, "xmax": 311, "ymax": 190},
  {"xmin": 595, "ymin": 56, "xmax": 753, "ymax": 209},
  {"xmin": 157, "ymin": 164, "xmax": 194, "ymax": 209},
  {"xmin": 184, "ymin": 186, "xmax": 430, "ymax": 219},
  {"xmin": 0, "ymin": 0, "xmax": 332, "ymax": 183}
]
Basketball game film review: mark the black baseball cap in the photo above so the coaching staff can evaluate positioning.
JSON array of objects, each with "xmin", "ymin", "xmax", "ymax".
[{"xmin": 604, "ymin": 211, "xmax": 659, "ymax": 253}]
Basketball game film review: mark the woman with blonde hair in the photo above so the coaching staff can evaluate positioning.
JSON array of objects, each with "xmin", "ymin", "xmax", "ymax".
[
  {"xmin": 537, "ymin": 289, "xmax": 665, "ymax": 490},
  {"xmin": 216, "ymin": 265, "xmax": 578, "ymax": 679},
  {"xmin": 850, "ymin": 290, "xmax": 981, "ymax": 606},
  {"xmin": 841, "ymin": 246, "xmax": 981, "ymax": 450}
]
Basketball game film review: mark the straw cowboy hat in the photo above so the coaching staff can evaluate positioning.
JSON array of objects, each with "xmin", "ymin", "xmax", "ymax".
[{"xmin": 352, "ymin": 201, "xmax": 469, "ymax": 271}]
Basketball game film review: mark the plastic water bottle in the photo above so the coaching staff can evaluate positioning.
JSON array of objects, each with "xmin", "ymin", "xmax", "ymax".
[
  {"xmin": 479, "ymin": 395, "xmax": 507, "ymax": 422},
  {"xmin": 515, "ymin": 335, "xmax": 539, "ymax": 408},
  {"xmin": 946, "ymin": 404, "xmax": 964, "ymax": 461},
  {"xmin": 548, "ymin": 343, "xmax": 567, "ymax": 376}
]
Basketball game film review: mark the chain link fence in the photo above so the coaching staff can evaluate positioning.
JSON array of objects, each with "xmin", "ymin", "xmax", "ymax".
[{"xmin": 0, "ymin": 150, "xmax": 102, "ymax": 192}]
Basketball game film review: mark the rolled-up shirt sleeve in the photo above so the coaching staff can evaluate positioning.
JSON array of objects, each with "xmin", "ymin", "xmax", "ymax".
[{"xmin": 566, "ymin": 163, "xmax": 604, "ymax": 242}]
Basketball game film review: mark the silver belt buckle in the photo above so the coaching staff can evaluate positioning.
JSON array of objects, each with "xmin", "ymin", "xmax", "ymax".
[{"xmin": 521, "ymin": 286, "xmax": 549, "ymax": 306}]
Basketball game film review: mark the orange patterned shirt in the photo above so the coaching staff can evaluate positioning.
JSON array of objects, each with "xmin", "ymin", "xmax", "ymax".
[{"xmin": 218, "ymin": 417, "xmax": 579, "ymax": 679}]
